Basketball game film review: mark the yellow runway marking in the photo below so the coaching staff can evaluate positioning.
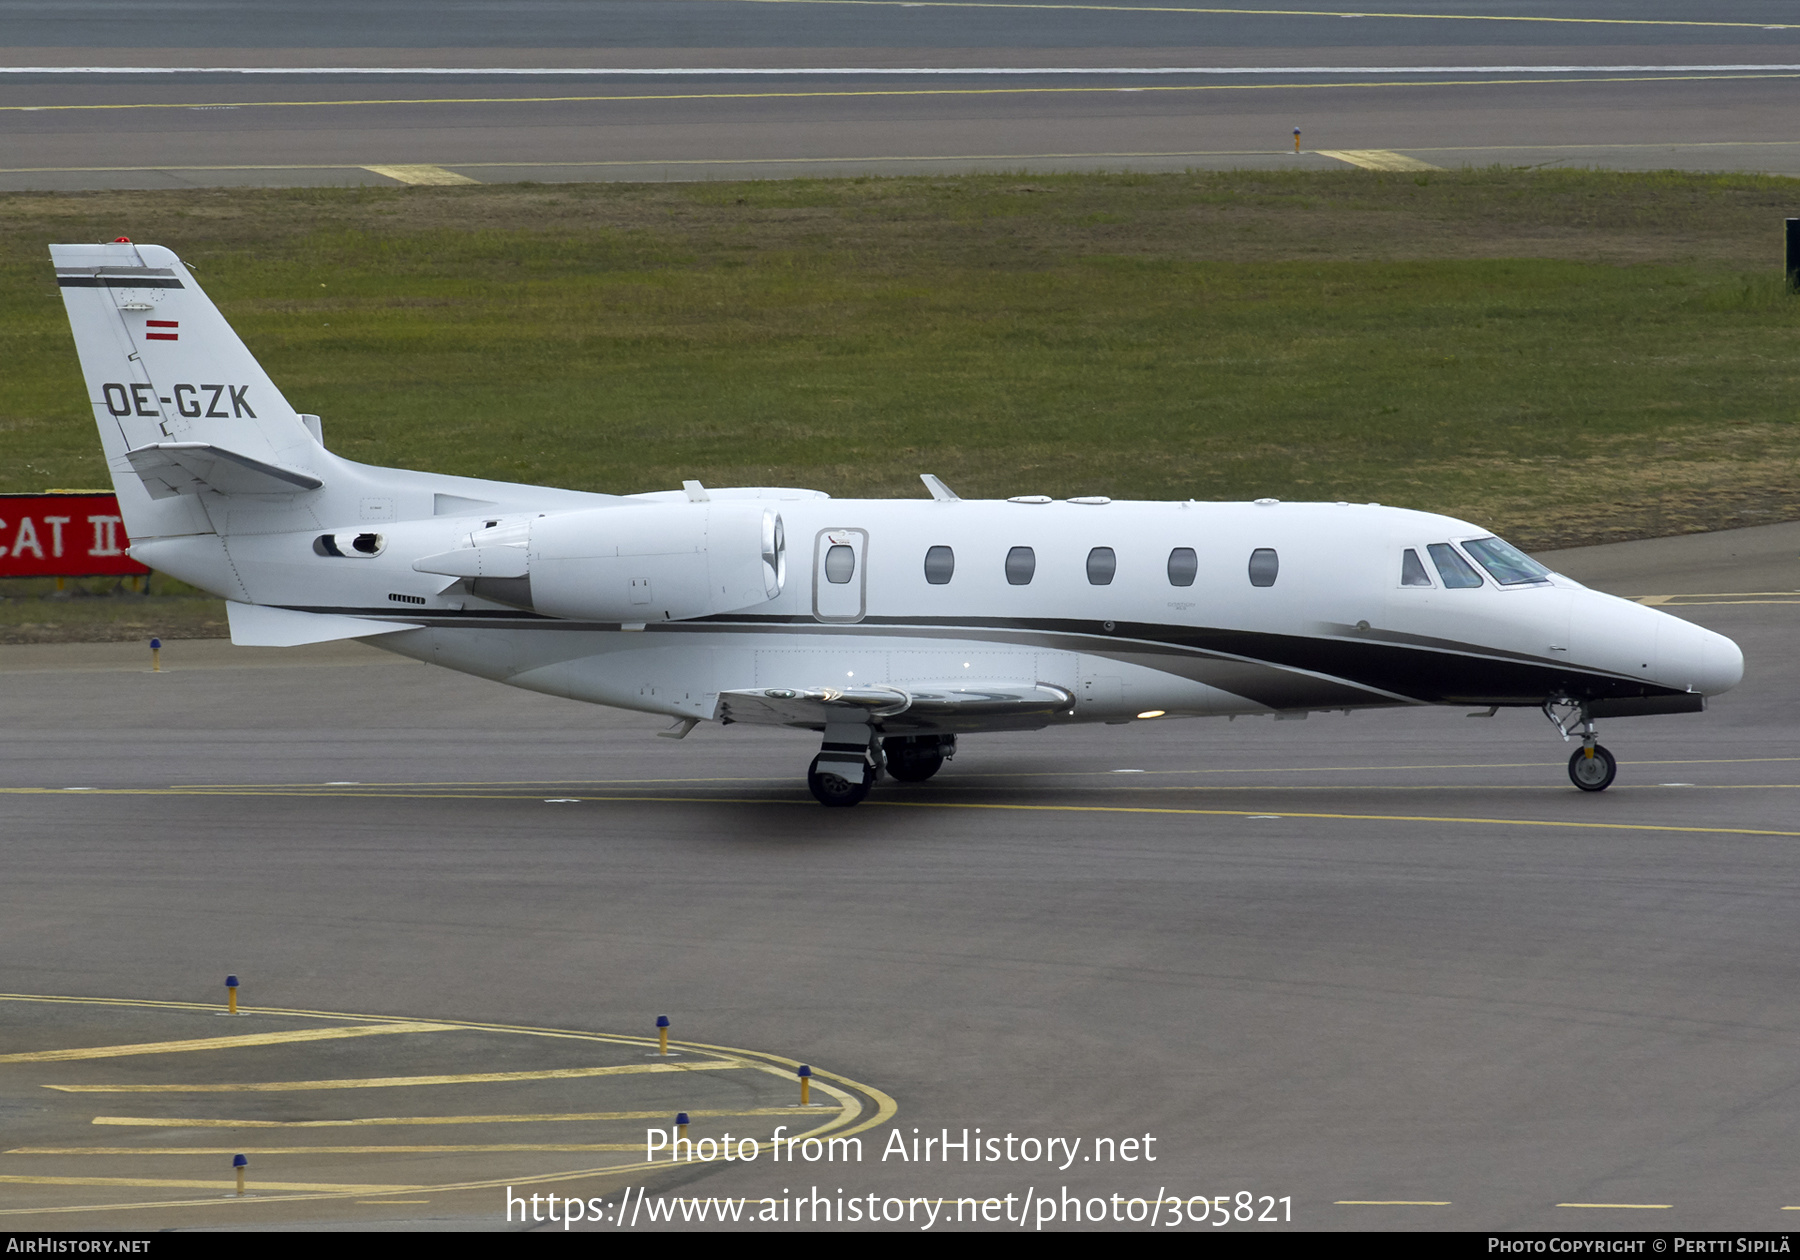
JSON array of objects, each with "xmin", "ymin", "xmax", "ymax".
[
  {"xmin": 93, "ymin": 1106, "xmax": 836, "ymax": 1128},
  {"xmin": 1557, "ymin": 1202, "xmax": 1672, "ymax": 1209},
  {"xmin": 1316, "ymin": 148, "xmax": 1442, "ymax": 171},
  {"xmin": 47, "ymin": 1060, "xmax": 742, "ymax": 1093},
  {"xmin": 722, "ymin": 1, "xmax": 1797, "ymax": 32},
  {"xmin": 1336, "ymin": 1199, "xmax": 1451, "ymax": 1205},
  {"xmin": 0, "ymin": 1175, "xmax": 421, "ymax": 1193},
  {"xmin": 359, "ymin": 1199, "xmax": 430, "ymax": 1204},
  {"xmin": 3, "ymin": 71, "xmax": 1797, "ymax": 113},
  {"xmin": 13, "ymin": 1145, "xmax": 651, "ymax": 1155},
  {"xmin": 0, "ymin": 1022, "xmax": 448, "ymax": 1064},
  {"xmin": 361, "ymin": 163, "xmax": 480, "ymax": 185}
]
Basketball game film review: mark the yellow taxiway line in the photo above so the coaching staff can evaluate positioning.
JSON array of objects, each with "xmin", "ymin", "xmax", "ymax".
[
  {"xmin": 46, "ymin": 1060, "xmax": 743, "ymax": 1093},
  {"xmin": 0, "ymin": 993, "xmax": 898, "ymax": 1218},
  {"xmin": 91, "ymin": 1106, "xmax": 836, "ymax": 1128},
  {"xmin": 3, "ymin": 71, "xmax": 1796, "ymax": 112},
  {"xmin": 0, "ymin": 1175, "xmax": 423, "ymax": 1193},
  {"xmin": 719, "ymin": 1, "xmax": 1798, "ymax": 32},
  {"xmin": 10, "ymin": 785, "xmax": 1800, "ymax": 838},
  {"xmin": 13, "ymin": 1145, "xmax": 653, "ymax": 1155},
  {"xmin": 0, "ymin": 1022, "xmax": 448, "ymax": 1064}
]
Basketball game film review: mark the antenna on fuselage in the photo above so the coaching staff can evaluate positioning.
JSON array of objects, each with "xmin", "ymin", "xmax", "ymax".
[{"xmin": 920, "ymin": 473, "xmax": 960, "ymax": 503}]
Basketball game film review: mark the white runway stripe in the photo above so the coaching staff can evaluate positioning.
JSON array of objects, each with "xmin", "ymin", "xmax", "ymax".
[{"xmin": 5, "ymin": 64, "xmax": 1800, "ymax": 77}]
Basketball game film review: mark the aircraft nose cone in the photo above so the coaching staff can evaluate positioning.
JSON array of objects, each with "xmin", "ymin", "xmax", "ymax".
[{"xmin": 1656, "ymin": 616, "xmax": 1744, "ymax": 697}]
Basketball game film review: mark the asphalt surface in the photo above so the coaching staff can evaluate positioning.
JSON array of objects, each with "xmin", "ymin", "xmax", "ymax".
[
  {"xmin": 0, "ymin": 523, "xmax": 1796, "ymax": 1230},
  {"xmin": 4, "ymin": 1, "xmax": 1800, "ymax": 189}
]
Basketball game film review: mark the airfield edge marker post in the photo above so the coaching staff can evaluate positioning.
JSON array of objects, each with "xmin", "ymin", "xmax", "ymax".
[
  {"xmin": 226, "ymin": 974, "xmax": 238, "ymax": 1015},
  {"xmin": 656, "ymin": 1014, "xmax": 669, "ymax": 1056},
  {"xmin": 1787, "ymin": 218, "xmax": 1799, "ymax": 291},
  {"xmin": 676, "ymin": 1112, "xmax": 689, "ymax": 1146},
  {"xmin": 150, "ymin": 637, "xmax": 161, "ymax": 672},
  {"xmin": 233, "ymin": 1153, "xmax": 247, "ymax": 1196},
  {"xmin": 1293, "ymin": 128, "xmax": 1301, "ymax": 154},
  {"xmin": 798, "ymin": 1064, "xmax": 812, "ymax": 1106}
]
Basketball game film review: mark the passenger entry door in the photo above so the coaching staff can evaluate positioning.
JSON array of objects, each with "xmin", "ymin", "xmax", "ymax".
[{"xmin": 812, "ymin": 528, "xmax": 868, "ymax": 623}]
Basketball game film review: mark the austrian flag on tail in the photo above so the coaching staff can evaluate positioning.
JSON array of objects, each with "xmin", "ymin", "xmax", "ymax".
[{"xmin": 145, "ymin": 320, "xmax": 178, "ymax": 341}]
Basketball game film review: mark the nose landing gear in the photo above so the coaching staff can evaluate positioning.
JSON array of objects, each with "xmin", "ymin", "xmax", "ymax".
[{"xmin": 1544, "ymin": 698, "xmax": 1618, "ymax": 792}]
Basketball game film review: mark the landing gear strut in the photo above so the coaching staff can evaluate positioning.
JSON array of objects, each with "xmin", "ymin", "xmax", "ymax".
[
  {"xmin": 883, "ymin": 734, "xmax": 955, "ymax": 783},
  {"xmin": 1544, "ymin": 698, "xmax": 1617, "ymax": 792}
]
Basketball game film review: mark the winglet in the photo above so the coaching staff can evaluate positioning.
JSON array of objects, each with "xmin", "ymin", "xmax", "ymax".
[{"xmin": 920, "ymin": 474, "xmax": 960, "ymax": 503}]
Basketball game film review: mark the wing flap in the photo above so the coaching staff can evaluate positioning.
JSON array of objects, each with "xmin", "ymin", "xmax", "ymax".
[{"xmin": 718, "ymin": 681, "xmax": 1074, "ymax": 729}]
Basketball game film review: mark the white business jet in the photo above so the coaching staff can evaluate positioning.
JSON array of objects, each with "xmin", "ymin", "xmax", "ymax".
[{"xmin": 52, "ymin": 240, "xmax": 1744, "ymax": 805}]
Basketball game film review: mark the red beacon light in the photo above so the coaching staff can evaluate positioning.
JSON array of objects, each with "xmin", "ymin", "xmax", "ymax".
[{"xmin": 113, "ymin": 236, "xmax": 131, "ymax": 243}]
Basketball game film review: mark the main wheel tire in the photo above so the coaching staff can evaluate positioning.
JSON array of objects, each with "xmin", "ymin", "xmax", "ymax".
[
  {"xmin": 883, "ymin": 737, "xmax": 945, "ymax": 783},
  {"xmin": 808, "ymin": 754, "xmax": 874, "ymax": 807},
  {"xmin": 1568, "ymin": 743, "xmax": 1618, "ymax": 792}
]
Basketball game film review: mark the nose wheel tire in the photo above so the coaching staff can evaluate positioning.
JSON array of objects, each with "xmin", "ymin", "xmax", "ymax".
[
  {"xmin": 808, "ymin": 755, "xmax": 875, "ymax": 807},
  {"xmin": 1568, "ymin": 744, "xmax": 1617, "ymax": 792}
]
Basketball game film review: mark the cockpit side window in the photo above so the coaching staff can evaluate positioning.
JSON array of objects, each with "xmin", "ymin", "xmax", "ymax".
[
  {"xmin": 1400, "ymin": 548, "xmax": 1433, "ymax": 587},
  {"xmin": 1461, "ymin": 536, "xmax": 1552, "ymax": 586},
  {"xmin": 1428, "ymin": 542, "xmax": 1484, "ymax": 589}
]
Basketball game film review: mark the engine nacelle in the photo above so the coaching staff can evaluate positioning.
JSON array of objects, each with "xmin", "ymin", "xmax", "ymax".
[{"xmin": 443, "ymin": 502, "xmax": 785, "ymax": 622}]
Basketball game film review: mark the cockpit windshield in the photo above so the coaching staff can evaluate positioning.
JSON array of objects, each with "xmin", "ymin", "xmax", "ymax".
[{"xmin": 1461, "ymin": 536, "xmax": 1552, "ymax": 586}]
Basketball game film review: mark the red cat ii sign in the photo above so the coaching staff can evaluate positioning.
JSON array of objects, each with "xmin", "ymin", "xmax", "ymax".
[{"xmin": 0, "ymin": 493, "xmax": 151, "ymax": 578}]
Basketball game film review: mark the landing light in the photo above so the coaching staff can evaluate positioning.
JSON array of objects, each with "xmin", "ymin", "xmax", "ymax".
[{"xmin": 1136, "ymin": 710, "xmax": 1166, "ymax": 719}]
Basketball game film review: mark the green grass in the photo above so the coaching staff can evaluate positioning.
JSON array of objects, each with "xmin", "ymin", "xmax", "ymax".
[{"xmin": 4, "ymin": 167, "xmax": 1799, "ymax": 586}]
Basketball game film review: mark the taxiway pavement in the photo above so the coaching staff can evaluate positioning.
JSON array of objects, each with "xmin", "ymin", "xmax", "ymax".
[
  {"xmin": 0, "ymin": 524, "xmax": 1796, "ymax": 1229},
  {"xmin": 5, "ymin": 1, "xmax": 1800, "ymax": 189}
]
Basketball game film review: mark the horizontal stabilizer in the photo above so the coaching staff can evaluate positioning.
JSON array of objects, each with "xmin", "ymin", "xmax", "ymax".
[
  {"xmin": 412, "ymin": 546, "xmax": 530, "ymax": 579},
  {"xmin": 718, "ymin": 682, "xmax": 1074, "ymax": 729},
  {"xmin": 227, "ymin": 601, "xmax": 422, "ymax": 647},
  {"xmin": 125, "ymin": 442, "xmax": 322, "ymax": 499}
]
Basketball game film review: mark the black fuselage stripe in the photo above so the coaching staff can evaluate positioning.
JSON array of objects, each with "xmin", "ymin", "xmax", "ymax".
[{"xmin": 294, "ymin": 606, "xmax": 1679, "ymax": 708}]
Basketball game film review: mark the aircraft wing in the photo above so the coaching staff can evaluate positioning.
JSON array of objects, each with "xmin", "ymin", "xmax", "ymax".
[
  {"xmin": 125, "ymin": 442, "xmax": 323, "ymax": 499},
  {"xmin": 717, "ymin": 682, "xmax": 1074, "ymax": 731}
]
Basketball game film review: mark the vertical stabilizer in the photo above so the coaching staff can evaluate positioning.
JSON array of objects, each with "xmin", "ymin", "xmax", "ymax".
[{"xmin": 51, "ymin": 241, "xmax": 322, "ymax": 539}]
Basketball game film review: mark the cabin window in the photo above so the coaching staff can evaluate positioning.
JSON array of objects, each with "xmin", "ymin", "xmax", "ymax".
[
  {"xmin": 1086, "ymin": 546, "xmax": 1116, "ymax": 586},
  {"xmin": 1248, "ymin": 548, "xmax": 1279, "ymax": 588},
  {"xmin": 1167, "ymin": 547, "xmax": 1198, "ymax": 587},
  {"xmin": 1005, "ymin": 546, "xmax": 1036, "ymax": 586},
  {"xmin": 1462, "ymin": 536, "xmax": 1552, "ymax": 586},
  {"xmin": 1428, "ymin": 542, "xmax": 1484, "ymax": 589},
  {"xmin": 923, "ymin": 545, "xmax": 955, "ymax": 585},
  {"xmin": 1400, "ymin": 548, "xmax": 1433, "ymax": 587},
  {"xmin": 824, "ymin": 544, "xmax": 856, "ymax": 584}
]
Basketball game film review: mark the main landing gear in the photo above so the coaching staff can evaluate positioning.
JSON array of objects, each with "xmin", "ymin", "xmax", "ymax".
[
  {"xmin": 806, "ymin": 728, "xmax": 956, "ymax": 807},
  {"xmin": 883, "ymin": 734, "xmax": 955, "ymax": 783},
  {"xmin": 1544, "ymin": 699, "xmax": 1617, "ymax": 792}
]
